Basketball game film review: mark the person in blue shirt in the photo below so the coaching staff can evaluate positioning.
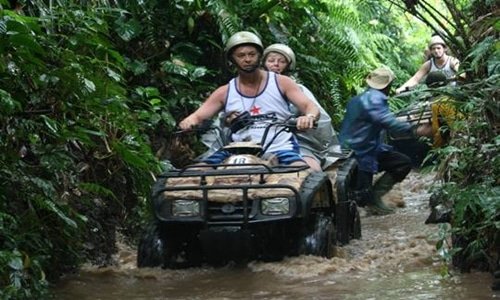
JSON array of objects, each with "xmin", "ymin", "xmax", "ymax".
[{"xmin": 339, "ymin": 67, "xmax": 417, "ymax": 213}]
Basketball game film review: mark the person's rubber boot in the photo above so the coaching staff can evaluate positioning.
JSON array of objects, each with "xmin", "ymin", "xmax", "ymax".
[
  {"xmin": 370, "ymin": 173, "xmax": 397, "ymax": 214},
  {"xmin": 350, "ymin": 189, "xmax": 371, "ymax": 207}
]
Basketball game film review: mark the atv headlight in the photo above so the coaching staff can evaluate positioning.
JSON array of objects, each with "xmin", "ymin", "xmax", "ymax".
[
  {"xmin": 261, "ymin": 197, "xmax": 290, "ymax": 215},
  {"xmin": 172, "ymin": 200, "xmax": 200, "ymax": 217}
]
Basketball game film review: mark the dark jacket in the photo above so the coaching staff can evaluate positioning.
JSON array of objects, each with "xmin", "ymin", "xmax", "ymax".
[{"xmin": 339, "ymin": 88, "xmax": 412, "ymax": 173}]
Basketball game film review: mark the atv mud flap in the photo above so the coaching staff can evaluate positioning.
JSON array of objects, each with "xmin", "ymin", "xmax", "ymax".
[
  {"xmin": 334, "ymin": 157, "xmax": 361, "ymax": 244},
  {"xmin": 198, "ymin": 226, "xmax": 252, "ymax": 263},
  {"xmin": 335, "ymin": 200, "xmax": 360, "ymax": 243}
]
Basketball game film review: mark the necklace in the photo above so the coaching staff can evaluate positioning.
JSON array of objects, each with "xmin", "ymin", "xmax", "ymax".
[
  {"xmin": 433, "ymin": 56, "xmax": 449, "ymax": 69},
  {"xmin": 238, "ymin": 72, "xmax": 263, "ymax": 113}
]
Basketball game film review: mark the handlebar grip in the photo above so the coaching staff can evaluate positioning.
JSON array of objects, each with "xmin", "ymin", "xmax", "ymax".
[
  {"xmin": 286, "ymin": 118, "xmax": 318, "ymax": 129},
  {"xmin": 174, "ymin": 119, "xmax": 214, "ymax": 134}
]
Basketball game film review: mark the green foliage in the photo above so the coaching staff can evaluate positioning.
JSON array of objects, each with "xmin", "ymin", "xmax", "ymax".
[
  {"xmin": 111, "ymin": 0, "xmax": 223, "ymax": 102},
  {"xmin": 438, "ymin": 183, "xmax": 500, "ymax": 271},
  {"xmin": 0, "ymin": 248, "xmax": 49, "ymax": 300},
  {"xmin": 0, "ymin": 0, "xmax": 497, "ymax": 296},
  {"xmin": 260, "ymin": 0, "xmax": 386, "ymax": 125},
  {"xmin": 428, "ymin": 77, "xmax": 498, "ymax": 272},
  {"xmin": 0, "ymin": 3, "xmax": 162, "ymax": 297},
  {"xmin": 396, "ymin": 0, "xmax": 500, "ymax": 271},
  {"xmin": 464, "ymin": 36, "xmax": 499, "ymax": 76},
  {"xmin": 430, "ymin": 77, "xmax": 499, "ymax": 185}
]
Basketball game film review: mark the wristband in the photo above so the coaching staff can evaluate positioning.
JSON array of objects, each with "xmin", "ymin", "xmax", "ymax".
[{"xmin": 306, "ymin": 113, "xmax": 317, "ymax": 121}]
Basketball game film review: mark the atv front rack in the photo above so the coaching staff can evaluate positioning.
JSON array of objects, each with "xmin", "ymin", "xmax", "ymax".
[
  {"xmin": 152, "ymin": 163, "xmax": 310, "ymax": 225},
  {"xmin": 158, "ymin": 163, "xmax": 309, "ymax": 185}
]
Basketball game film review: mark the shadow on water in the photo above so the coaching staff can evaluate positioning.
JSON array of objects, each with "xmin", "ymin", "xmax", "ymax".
[{"xmin": 53, "ymin": 171, "xmax": 499, "ymax": 300}]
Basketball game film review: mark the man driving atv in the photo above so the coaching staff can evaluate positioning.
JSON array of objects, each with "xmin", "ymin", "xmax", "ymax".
[
  {"xmin": 179, "ymin": 31, "xmax": 319, "ymax": 166},
  {"xmin": 396, "ymin": 35, "xmax": 460, "ymax": 94}
]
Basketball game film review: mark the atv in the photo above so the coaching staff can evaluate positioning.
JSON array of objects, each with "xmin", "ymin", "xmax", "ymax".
[
  {"xmin": 388, "ymin": 99, "xmax": 434, "ymax": 167},
  {"xmin": 137, "ymin": 117, "xmax": 361, "ymax": 268}
]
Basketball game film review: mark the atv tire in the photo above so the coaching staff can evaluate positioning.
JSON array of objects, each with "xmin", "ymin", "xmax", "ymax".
[
  {"xmin": 299, "ymin": 213, "xmax": 335, "ymax": 258},
  {"xmin": 296, "ymin": 172, "xmax": 336, "ymax": 258},
  {"xmin": 351, "ymin": 203, "xmax": 362, "ymax": 239},
  {"xmin": 137, "ymin": 221, "xmax": 202, "ymax": 269},
  {"xmin": 137, "ymin": 221, "xmax": 166, "ymax": 268}
]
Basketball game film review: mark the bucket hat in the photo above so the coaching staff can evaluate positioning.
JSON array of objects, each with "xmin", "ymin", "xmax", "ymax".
[
  {"xmin": 428, "ymin": 35, "xmax": 446, "ymax": 49},
  {"xmin": 366, "ymin": 67, "xmax": 395, "ymax": 90}
]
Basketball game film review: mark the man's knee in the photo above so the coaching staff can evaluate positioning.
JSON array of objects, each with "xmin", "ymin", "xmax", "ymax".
[
  {"xmin": 302, "ymin": 155, "xmax": 322, "ymax": 171},
  {"xmin": 390, "ymin": 152, "xmax": 412, "ymax": 182},
  {"xmin": 380, "ymin": 151, "xmax": 412, "ymax": 176},
  {"xmin": 201, "ymin": 150, "xmax": 230, "ymax": 165},
  {"xmin": 274, "ymin": 150, "xmax": 305, "ymax": 166}
]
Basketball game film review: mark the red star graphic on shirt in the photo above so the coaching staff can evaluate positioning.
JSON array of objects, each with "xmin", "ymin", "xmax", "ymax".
[{"xmin": 249, "ymin": 105, "xmax": 261, "ymax": 115}]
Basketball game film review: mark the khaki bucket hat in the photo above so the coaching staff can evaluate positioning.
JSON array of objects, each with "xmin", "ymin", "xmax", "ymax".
[
  {"xmin": 366, "ymin": 67, "xmax": 395, "ymax": 90},
  {"xmin": 428, "ymin": 35, "xmax": 446, "ymax": 49}
]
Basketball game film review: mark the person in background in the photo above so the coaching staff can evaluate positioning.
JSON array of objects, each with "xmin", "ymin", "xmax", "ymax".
[
  {"xmin": 339, "ymin": 67, "xmax": 420, "ymax": 214},
  {"xmin": 422, "ymin": 71, "xmax": 462, "ymax": 148},
  {"xmin": 261, "ymin": 43, "xmax": 341, "ymax": 171},
  {"xmin": 395, "ymin": 35, "xmax": 460, "ymax": 94},
  {"xmin": 179, "ymin": 31, "xmax": 319, "ymax": 166}
]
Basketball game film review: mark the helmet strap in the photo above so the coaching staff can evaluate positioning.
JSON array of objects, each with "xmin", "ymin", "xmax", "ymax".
[
  {"xmin": 233, "ymin": 53, "xmax": 262, "ymax": 73},
  {"xmin": 238, "ymin": 63, "xmax": 260, "ymax": 73}
]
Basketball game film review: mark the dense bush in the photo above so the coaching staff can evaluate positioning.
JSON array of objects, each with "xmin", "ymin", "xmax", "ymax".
[
  {"xmin": 0, "ymin": 4, "xmax": 161, "ymax": 298},
  {"xmin": 0, "ymin": 0, "xmax": 496, "ymax": 298}
]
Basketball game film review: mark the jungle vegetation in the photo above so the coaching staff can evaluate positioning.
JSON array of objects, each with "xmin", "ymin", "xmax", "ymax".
[{"xmin": 0, "ymin": 0, "xmax": 498, "ymax": 298}]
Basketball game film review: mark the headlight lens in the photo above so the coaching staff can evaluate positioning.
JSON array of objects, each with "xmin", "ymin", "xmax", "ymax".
[
  {"xmin": 261, "ymin": 197, "xmax": 290, "ymax": 215},
  {"xmin": 172, "ymin": 200, "xmax": 200, "ymax": 217}
]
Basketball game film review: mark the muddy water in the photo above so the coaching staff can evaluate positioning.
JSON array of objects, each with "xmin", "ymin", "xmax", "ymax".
[{"xmin": 53, "ymin": 171, "xmax": 498, "ymax": 299}]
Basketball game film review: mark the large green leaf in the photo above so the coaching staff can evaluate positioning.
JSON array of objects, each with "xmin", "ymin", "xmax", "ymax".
[
  {"xmin": 114, "ymin": 17, "xmax": 142, "ymax": 42},
  {"xmin": 42, "ymin": 200, "xmax": 78, "ymax": 229},
  {"xmin": 111, "ymin": 139, "xmax": 150, "ymax": 169},
  {"xmin": 78, "ymin": 182, "xmax": 117, "ymax": 200},
  {"xmin": 0, "ymin": 89, "xmax": 21, "ymax": 114}
]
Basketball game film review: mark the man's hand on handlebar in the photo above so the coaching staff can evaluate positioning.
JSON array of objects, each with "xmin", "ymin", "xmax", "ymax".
[
  {"xmin": 395, "ymin": 86, "xmax": 411, "ymax": 95},
  {"xmin": 178, "ymin": 115, "xmax": 200, "ymax": 131},
  {"xmin": 296, "ymin": 114, "xmax": 317, "ymax": 131},
  {"xmin": 224, "ymin": 111, "xmax": 241, "ymax": 126},
  {"xmin": 177, "ymin": 117, "xmax": 214, "ymax": 135}
]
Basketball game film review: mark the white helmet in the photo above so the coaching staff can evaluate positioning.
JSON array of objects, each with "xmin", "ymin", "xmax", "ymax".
[
  {"xmin": 428, "ymin": 35, "xmax": 446, "ymax": 49},
  {"xmin": 263, "ymin": 43, "xmax": 296, "ymax": 71},
  {"xmin": 224, "ymin": 31, "xmax": 263, "ymax": 59}
]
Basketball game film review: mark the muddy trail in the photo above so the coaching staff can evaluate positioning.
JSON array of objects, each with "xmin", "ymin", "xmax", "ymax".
[{"xmin": 53, "ymin": 171, "xmax": 498, "ymax": 299}]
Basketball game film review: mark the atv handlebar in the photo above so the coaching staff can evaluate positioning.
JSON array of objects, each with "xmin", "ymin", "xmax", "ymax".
[
  {"xmin": 285, "ymin": 117, "xmax": 318, "ymax": 131},
  {"xmin": 174, "ymin": 119, "xmax": 215, "ymax": 135},
  {"xmin": 176, "ymin": 116, "xmax": 316, "ymax": 135}
]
